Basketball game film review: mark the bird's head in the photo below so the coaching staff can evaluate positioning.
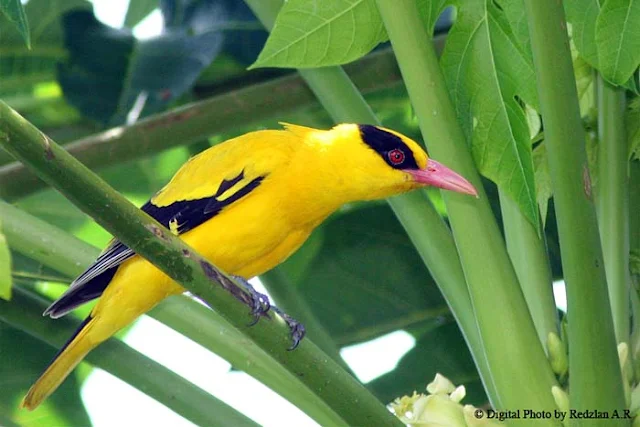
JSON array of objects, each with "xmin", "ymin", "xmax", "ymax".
[{"xmin": 309, "ymin": 123, "xmax": 478, "ymax": 201}]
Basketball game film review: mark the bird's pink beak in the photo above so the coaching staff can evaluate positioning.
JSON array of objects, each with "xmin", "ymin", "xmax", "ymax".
[{"xmin": 406, "ymin": 159, "xmax": 478, "ymax": 197}]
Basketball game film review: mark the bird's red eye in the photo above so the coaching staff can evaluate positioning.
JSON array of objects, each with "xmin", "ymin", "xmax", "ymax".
[{"xmin": 388, "ymin": 149, "xmax": 405, "ymax": 165}]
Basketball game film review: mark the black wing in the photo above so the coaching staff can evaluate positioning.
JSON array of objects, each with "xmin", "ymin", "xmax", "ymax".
[{"xmin": 44, "ymin": 172, "xmax": 265, "ymax": 318}]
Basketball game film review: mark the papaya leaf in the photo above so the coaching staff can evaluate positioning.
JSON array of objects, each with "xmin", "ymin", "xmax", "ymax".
[
  {"xmin": 250, "ymin": 0, "xmax": 387, "ymax": 69},
  {"xmin": 532, "ymin": 143, "xmax": 552, "ymax": 227},
  {"xmin": 0, "ymin": 0, "xmax": 90, "ymax": 94},
  {"xmin": 292, "ymin": 204, "xmax": 449, "ymax": 344},
  {"xmin": 250, "ymin": 0, "xmax": 450, "ymax": 69},
  {"xmin": 627, "ymin": 97, "xmax": 640, "ymax": 160},
  {"xmin": 416, "ymin": 0, "xmax": 449, "ymax": 36},
  {"xmin": 565, "ymin": 0, "xmax": 600, "ymax": 68},
  {"xmin": 0, "ymin": 0, "xmax": 30, "ymax": 47},
  {"xmin": 595, "ymin": 0, "xmax": 640, "ymax": 85},
  {"xmin": 441, "ymin": 0, "xmax": 539, "ymax": 231},
  {"xmin": 573, "ymin": 52, "xmax": 596, "ymax": 119}
]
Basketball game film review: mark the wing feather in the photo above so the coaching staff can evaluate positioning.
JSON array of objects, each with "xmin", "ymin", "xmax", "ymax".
[{"xmin": 44, "ymin": 170, "xmax": 266, "ymax": 318}]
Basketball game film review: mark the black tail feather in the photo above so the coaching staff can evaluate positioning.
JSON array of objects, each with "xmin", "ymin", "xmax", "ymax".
[{"xmin": 44, "ymin": 268, "xmax": 117, "ymax": 318}]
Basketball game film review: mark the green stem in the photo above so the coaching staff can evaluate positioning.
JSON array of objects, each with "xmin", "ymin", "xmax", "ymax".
[
  {"xmin": 0, "ymin": 200, "xmax": 346, "ymax": 427},
  {"xmin": 524, "ymin": 0, "xmax": 626, "ymax": 420},
  {"xmin": 597, "ymin": 76, "xmax": 631, "ymax": 345},
  {"xmin": 1, "ymin": 288, "xmax": 257, "ymax": 427},
  {"xmin": 0, "ymin": 48, "xmax": 404, "ymax": 201},
  {"xmin": 499, "ymin": 191, "xmax": 558, "ymax": 349},
  {"xmin": 259, "ymin": 268, "xmax": 351, "ymax": 372},
  {"xmin": 0, "ymin": 102, "xmax": 398, "ymax": 426},
  {"xmin": 376, "ymin": 0, "xmax": 558, "ymax": 417}
]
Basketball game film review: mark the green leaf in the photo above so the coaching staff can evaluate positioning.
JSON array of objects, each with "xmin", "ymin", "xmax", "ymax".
[
  {"xmin": 494, "ymin": 0, "xmax": 535, "ymax": 98},
  {"xmin": 416, "ymin": 0, "xmax": 449, "ymax": 35},
  {"xmin": 0, "ymin": 0, "xmax": 30, "ymax": 48},
  {"xmin": 532, "ymin": 143, "xmax": 552, "ymax": 227},
  {"xmin": 596, "ymin": 0, "xmax": 640, "ymax": 85},
  {"xmin": 585, "ymin": 129, "xmax": 599, "ymax": 191},
  {"xmin": 630, "ymin": 249, "xmax": 640, "ymax": 276},
  {"xmin": 249, "ymin": 0, "xmax": 450, "ymax": 69},
  {"xmin": 0, "ymin": 219, "xmax": 12, "ymax": 300},
  {"xmin": 250, "ymin": 0, "xmax": 386, "ymax": 69},
  {"xmin": 573, "ymin": 51, "xmax": 596, "ymax": 119},
  {"xmin": 441, "ymin": 0, "xmax": 539, "ymax": 231},
  {"xmin": 0, "ymin": 0, "xmax": 89, "ymax": 131},
  {"xmin": 0, "ymin": 0, "xmax": 91, "ymax": 93},
  {"xmin": 524, "ymin": 104, "xmax": 541, "ymax": 139},
  {"xmin": 124, "ymin": 0, "xmax": 158, "ymax": 28},
  {"xmin": 627, "ymin": 97, "xmax": 640, "ymax": 160},
  {"xmin": 565, "ymin": 0, "xmax": 600, "ymax": 68}
]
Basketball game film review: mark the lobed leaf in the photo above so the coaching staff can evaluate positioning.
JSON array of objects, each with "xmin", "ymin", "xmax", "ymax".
[
  {"xmin": 250, "ymin": 0, "xmax": 386, "ymax": 69},
  {"xmin": 627, "ymin": 97, "xmax": 640, "ymax": 160},
  {"xmin": 595, "ymin": 0, "xmax": 640, "ymax": 85},
  {"xmin": 441, "ymin": 0, "xmax": 539, "ymax": 230},
  {"xmin": 291, "ymin": 204, "xmax": 449, "ymax": 343},
  {"xmin": 250, "ymin": 0, "xmax": 452, "ymax": 69},
  {"xmin": 532, "ymin": 143, "xmax": 552, "ymax": 227},
  {"xmin": 0, "ymin": 0, "xmax": 90, "ymax": 95},
  {"xmin": 0, "ymin": 0, "xmax": 30, "ymax": 47},
  {"xmin": 416, "ymin": 0, "xmax": 450, "ymax": 35},
  {"xmin": 564, "ymin": 0, "xmax": 600, "ymax": 68},
  {"xmin": 573, "ymin": 51, "xmax": 596, "ymax": 119}
]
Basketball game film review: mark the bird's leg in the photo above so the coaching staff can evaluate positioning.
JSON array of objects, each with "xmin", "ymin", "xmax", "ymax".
[
  {"xmin": 270, "ymin": 305, "xmax": 306, "ymax": 350},
  {"xmin": 230, "ymin": 275, "xmax": 271, "ymax": 323},
  {"xmin": 231, "ymin": 275, "xmax": 306, "ymax": 350}
]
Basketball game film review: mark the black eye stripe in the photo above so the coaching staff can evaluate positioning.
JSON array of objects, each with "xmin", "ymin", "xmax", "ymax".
[{"xmin": 358, "ymin": 124, "xmax": 419, "ymax": 170}]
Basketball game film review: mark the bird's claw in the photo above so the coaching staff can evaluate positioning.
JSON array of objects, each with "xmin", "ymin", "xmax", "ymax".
[
  {"xmin": 231, "ymin": 275, "xmax": 271, "ymax": 325},
  {"xmin": 232, "ymin": 275, "xmax": 305, "ymax": 349},
  {"xmin": 248, "ymin": 290, "xmax": 271, "ymax": 325},
  {"xmin": 271, "ymin": 306, "xmax": 306, "ymax": 350}
]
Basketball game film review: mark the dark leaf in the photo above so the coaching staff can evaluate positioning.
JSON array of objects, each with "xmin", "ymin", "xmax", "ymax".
[{"xmin": 291, "ymin": 204, "xmax": 449, "ymax": 344}]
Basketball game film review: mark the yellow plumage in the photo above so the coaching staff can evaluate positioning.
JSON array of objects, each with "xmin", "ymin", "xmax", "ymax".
[{"xmin": 22, "ymin": 123, "xmax": 476, "ymax": 410}]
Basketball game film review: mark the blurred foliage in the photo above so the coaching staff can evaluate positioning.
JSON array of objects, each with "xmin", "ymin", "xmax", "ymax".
[
  {"xmin": 0, "ymin": 219, "xmax": 11, "ymax": 300},
  {"xmin": 0, "ymin": 324, "xmax": 90, "ymax": 426},
  {"xmin": 0, "ymin": 0, "xmax": 30, "ymax": 47},
  {"xmin": 59, "ymin": 0, "xmax": 267, "ymax": 125}
]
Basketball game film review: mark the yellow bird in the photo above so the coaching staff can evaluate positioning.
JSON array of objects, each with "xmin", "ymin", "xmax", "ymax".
[{"xmin": 22, "ymin": 123, "xmax": 476, "ymax": 410}]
